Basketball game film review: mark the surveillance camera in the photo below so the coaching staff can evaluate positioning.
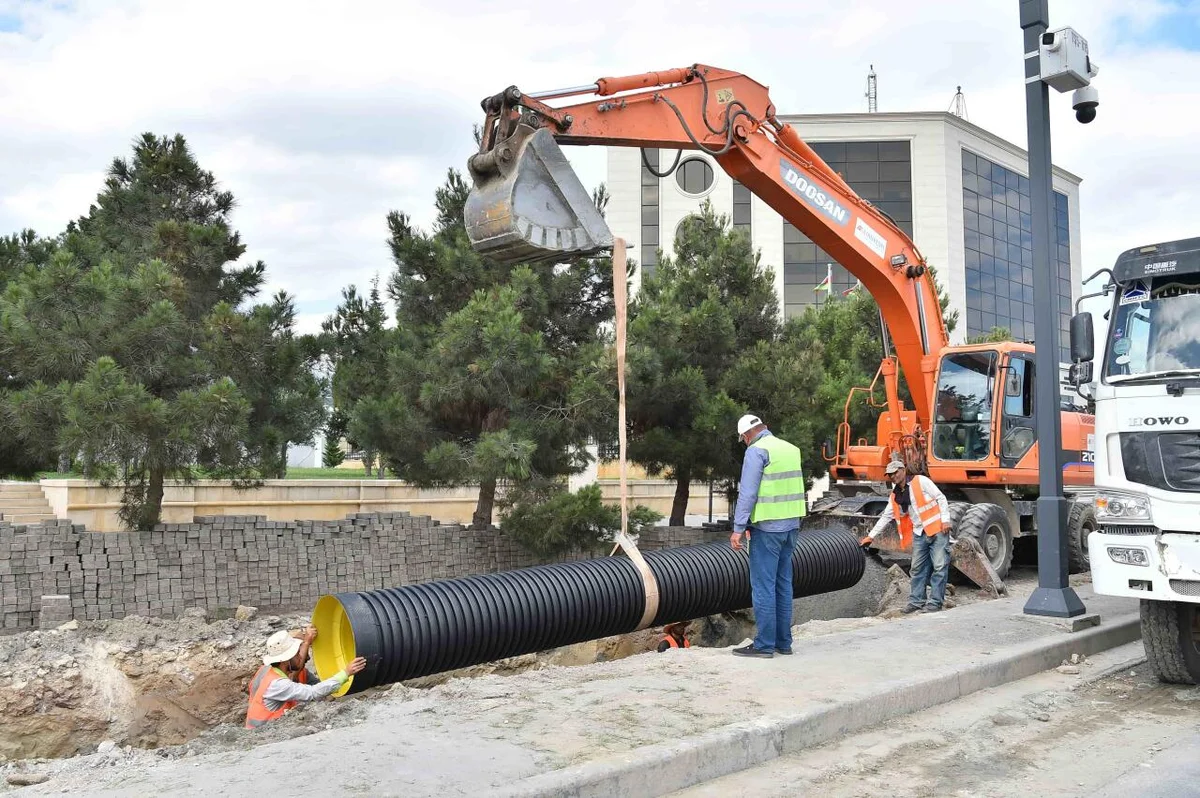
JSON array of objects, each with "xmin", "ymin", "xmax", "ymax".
[{"xmin": 1072, "ymin": 85, "xmax": 1099, "ymax": 124}]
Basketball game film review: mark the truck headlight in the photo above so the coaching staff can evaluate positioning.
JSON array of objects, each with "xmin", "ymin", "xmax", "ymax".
[
  {"xmin": 1106, "ymin": 546, "xmax": 1150, "ymax": 567},
  {"xmin": 1094, "ymin": 491, "xmax": 1152, "ymax": 523}
]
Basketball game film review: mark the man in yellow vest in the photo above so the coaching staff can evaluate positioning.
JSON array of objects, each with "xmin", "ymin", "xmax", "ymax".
[
  {"xmin": 860, "ymin": 459, "xmax": 953, "ymax": 613},
  {"xmin": 729, "ymin": 414, "xmax": 806, "ymax": 658},
  {"xmin": 245, "ymin": 627, "xmax": 367, "ymax": 729}
]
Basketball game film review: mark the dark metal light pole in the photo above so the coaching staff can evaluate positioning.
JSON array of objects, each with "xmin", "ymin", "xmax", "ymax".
[{"xmin": 1020, "ymin": 0, "xmax": 1086, "ymax": 618}]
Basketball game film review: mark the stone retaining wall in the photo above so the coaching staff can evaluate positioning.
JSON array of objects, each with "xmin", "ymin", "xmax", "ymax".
[{"xmin": 0, "ymin": 513, "xmax": 727, "ymax": 632}]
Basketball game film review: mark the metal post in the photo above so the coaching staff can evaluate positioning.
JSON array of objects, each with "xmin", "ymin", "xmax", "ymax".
[{"xmin": 1020, "ymin": 0, "xmax": 1085, "ymax": 617}]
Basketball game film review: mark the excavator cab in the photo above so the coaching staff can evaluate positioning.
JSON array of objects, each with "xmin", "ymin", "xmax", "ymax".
[{"xmin": 464, "ymin": 122, "xmax": 612, "ymax": 265}]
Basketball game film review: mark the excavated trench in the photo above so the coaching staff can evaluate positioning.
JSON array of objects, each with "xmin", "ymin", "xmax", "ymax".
[{"xmin": 0, "ymin": 556, "xmax": 894, "ymax": 764}]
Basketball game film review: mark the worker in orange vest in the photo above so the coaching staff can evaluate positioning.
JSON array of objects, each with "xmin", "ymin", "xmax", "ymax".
[
  {"xmin": 860, "ymin": 460, "xmax": 952, "ymax": 614},
  {"xmin": 245, "ymin": 627, "xmax": 366, "ymax": 729},
  {"xmin": 656, "ymin": 622, "xmax": 691, "ymax": 652}
]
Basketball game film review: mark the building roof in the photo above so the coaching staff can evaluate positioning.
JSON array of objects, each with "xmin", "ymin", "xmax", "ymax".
[{"xmin": 776, "ymin": 110, "xmax": 1082, "ymax": 186}]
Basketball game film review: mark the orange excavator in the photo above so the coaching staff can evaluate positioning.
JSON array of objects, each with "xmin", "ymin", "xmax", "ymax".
[{"xmin": 463, "ymin": 65, "xmax": 1096, "ymax": 591}]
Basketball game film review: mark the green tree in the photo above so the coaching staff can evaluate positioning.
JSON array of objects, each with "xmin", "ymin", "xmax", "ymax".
[
  {"xmin": 626, "ymin": 201, "xmax": 781, "ymax": 525},
  {"xmin": 499, "ymin": 481, "xmax": 661, "ymax": 558},
  {"xmin": 375, "ymin": 171, "xmax": 615, "ymax": 528},
  {"xmin": 0, "ymin": 230, "xmax": 56, "ymax": 292},
  {"xmin": 0, "ymin": 134, "xmax": 323, "ymax": 527},
  {"xmin": 0, "ymin": 230, "xmax": 60, "ymax": 477},
  {"xmin": 322, "ymin": 277, "xmax": 392, "ymax": 476},
  {"xmin": 322, "ymin": 431, "xmax": 345, "ymax": 468},
  {"xmin": 207, "ymin": 292, "xmax": 327, "ymax": 478},
  {"xmin": 967, "ymin": 326, "xmax": 1014, "ymax": 344},
  {"xmin": 748, "ymin": 263, "xmax": 963, "ymax": 488},
  {"xmin": 0, "ymin": 255, "xmax": 255, "ymax": 528}
]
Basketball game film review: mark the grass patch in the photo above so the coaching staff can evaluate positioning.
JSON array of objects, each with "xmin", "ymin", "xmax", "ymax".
[
  {"xmin": 32, "ymin": 467, "xmax": 383, "ymax": 481},
  {"xmin": 284, "ymin": 467, "xmax": 377, "ymax": 479}
]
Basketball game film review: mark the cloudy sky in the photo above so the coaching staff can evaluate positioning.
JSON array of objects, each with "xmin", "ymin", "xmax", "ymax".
[{"xmin": 1, "ymin": 0, "xmax": 1196, "ymax": 332}]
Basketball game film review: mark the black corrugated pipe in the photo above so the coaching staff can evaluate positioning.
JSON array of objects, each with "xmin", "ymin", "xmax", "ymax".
[{"xmin": 311, "ymin": 527, "xmax": 864, "ymax": 695}]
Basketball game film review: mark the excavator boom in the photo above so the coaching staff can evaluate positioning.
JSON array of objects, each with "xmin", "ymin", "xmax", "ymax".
[
  {"xmin": 462, "ymin": 64, "xmax": 1096, "ymax": 595},
  {"xmin": 464, "ymin": 64, "xmax": 949, "ymax": 433}
]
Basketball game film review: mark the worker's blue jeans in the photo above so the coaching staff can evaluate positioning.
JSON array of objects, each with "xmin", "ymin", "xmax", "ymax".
[
  {"xmin": 909, "ymin": 532, "xmax": 950, "ymax": 609},
  {"xmin": 748, "ymin": 525, "xmax": 800, "ymax": 652}
]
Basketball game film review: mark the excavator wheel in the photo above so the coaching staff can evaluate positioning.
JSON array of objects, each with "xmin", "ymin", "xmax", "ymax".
[
  {"xmin": 1066, "ymin": 501, "xmax": 1095, "ymax": 575},
  {"xmin": 957, "ymin": 502, "xmax": 1013, "ymax": 581},
  {"xmin": 946, "ymin": 501, "xmax": 970, "ymax": 536}
]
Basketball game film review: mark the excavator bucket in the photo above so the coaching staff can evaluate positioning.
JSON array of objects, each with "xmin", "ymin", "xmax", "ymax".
[
  {"xmin": 465, "ymin": 127, "xmax": 613, "ymax": 265},
  {"xmin": 864, "ymin": 525, "xmax": 1008, "ymax": 597},
  {"xmin": 949, "ymin": 537, "xmax": 1009, "ymax": 597}
]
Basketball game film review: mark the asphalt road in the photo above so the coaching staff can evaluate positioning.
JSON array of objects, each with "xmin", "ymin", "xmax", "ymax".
[
  {"xmin": 672, "ymin": 642, "xmax": 1200, "ymax": 798},
  {"xmin": 1087, "ymin": 731, "xmax": 1200, "ymax": 798}
]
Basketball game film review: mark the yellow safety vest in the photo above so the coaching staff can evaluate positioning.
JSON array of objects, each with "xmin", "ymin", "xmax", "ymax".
[{"xmin": 749, "ymin": 434, "xmax": 807, "ymax": 523}]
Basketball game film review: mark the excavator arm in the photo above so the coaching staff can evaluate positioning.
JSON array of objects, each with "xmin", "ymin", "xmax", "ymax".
[{"xmin": 464, "ymin": 64, "xmax": 950, "ymax": 434}]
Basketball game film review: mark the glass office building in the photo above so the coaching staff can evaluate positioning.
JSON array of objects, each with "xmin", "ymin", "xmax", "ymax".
[{"xmin": 607, "ymin": 111, "xmax": 1082, "ymax": 357}]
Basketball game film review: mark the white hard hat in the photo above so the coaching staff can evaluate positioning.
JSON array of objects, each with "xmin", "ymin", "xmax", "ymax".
[
  {"xmin": 262, "ymin": 630, "xmax": 301, "ymax": 665},
  {"xmin": 737, "ymin": 414, "xmax": 763, "ymax": 436}
]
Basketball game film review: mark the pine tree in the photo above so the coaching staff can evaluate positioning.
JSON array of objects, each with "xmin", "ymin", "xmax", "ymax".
[
  {"xmin": 0, "ymin": 134, "xmax": 324, "ymax": 527},
  {"xmin": 626, "ymin": 201, "xmax": 781, "ymax": 525},
  {"xmin": 322, "ymin": 432, "xmax": 345, "ymax": 469},
  {"xmin": 322, "ymin": 276, "xmax": 392, "ymax": 477},
  {"xmin": 372, "ymin": 171, "xmax": 615, "ymax": 528}
]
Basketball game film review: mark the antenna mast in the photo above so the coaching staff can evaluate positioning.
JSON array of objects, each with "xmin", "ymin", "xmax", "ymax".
[
  {"xmin": 865, "ymin": 65, "xmax": 878, "ymax": 112},
  {"xmin": 949, "ymin": 85, "xmax": 969, "ymax": 121}
]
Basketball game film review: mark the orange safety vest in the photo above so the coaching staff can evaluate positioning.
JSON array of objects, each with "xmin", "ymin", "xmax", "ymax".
[
  {"xmin": 888, "ymin": 476, "xmax": 945, "ymax": 549},
  {"xmin": 661, "ymin": 636, "xmax": 690, "ymax": 649},
  {"xmin": 245, "ymin": 664, "xmax": 309, "ymax": 729}
]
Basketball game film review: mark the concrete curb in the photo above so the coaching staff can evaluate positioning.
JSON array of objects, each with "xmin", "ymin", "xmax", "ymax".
[{"xmin": 495, "ymin": 611, "xmax": 1141, "ymax": 798}]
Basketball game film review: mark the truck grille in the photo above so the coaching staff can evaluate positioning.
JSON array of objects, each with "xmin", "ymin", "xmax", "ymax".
[
  {"xmin": 1170, "ymin": 579, "xmax": 1200, "ymax": 598},
  {"xmin": 1161, "ymin": 432, "xmax": 1200, "ymax": 491},
  {"xmin": 1101, "ymin": 525, "xmax": 1157, "ymax": 535},
  {"xmin": 1121, "ymin": 431, "xmax": 1200, "ymax": 493}
]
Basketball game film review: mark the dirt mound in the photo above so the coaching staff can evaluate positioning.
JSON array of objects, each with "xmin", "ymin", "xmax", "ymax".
[{"xmin": 0, "ymin": 609, "xmax": 311, "ymax": 761}]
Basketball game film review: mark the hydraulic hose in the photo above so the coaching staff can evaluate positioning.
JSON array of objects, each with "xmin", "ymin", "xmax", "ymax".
[{"xmin": 312, "ymin": 526, "xmax": 864, "ymax": 695}]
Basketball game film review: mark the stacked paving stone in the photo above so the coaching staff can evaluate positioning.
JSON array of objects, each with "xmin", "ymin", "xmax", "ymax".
[
  {"xmin": 0, "ymin": 520, "xmax": 81, "ymax": 630},
  {"xmin": 638, "ymin": 525, "xmax": 730, "ymax": 551},
  {"xmin": 37, "ymin": 595, "xmax": 73, "ymax": 630},
  {"xmin": 0, "ymin": 513, "xmax": 721, "ymax": 632}
]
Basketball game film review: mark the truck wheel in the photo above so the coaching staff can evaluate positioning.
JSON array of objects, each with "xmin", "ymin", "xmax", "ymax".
[
  {"xmin": 958, "ymin": 503, "xmax": 1013, "ymax": 580},
  {"xmin": 1066, "ymin": 502, "xmax": 1095, "ymax": 574},
  {"xmin": 1140, "ymin": 599, "xmax": 1200, "ymax": 685}
]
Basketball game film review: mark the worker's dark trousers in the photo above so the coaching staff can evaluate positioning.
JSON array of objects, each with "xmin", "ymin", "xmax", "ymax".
[{"xmin": 748, "ymin": 525, "xmax": 800, "ymax": 652}]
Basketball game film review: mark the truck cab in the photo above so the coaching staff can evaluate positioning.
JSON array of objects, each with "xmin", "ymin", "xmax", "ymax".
[{"xmin": 1069, "ymin": 236, "xmax": 1200, "ymax": 683}]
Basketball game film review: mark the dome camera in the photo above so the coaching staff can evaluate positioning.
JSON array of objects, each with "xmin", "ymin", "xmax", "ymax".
[{"xmin": 1072, "ymin": 85, "xmax": 1099, "ymax": 124}]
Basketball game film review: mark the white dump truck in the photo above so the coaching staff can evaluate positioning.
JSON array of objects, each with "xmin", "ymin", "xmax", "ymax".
[{"xmin": 1068, "ymin": 236, "xmax": 1200, "ymax": 683}]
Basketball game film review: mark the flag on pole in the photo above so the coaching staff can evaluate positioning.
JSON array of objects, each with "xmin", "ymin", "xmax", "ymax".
[
  {"xmin": 842, "ymin": 279, "xmax": 862, "ymax": 297},
  {"xmin": 813, "ymin": 264, "xmax": 832, "ymax": 293}
]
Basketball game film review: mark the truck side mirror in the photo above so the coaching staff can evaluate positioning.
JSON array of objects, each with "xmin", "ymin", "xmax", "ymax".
[
  {"xmin": 821, "ymin": 438, "xmax": 834, "ymax": 461},
  {"xmin": 1068, "ymin": 361, "xmax": 1093, "ymax": 387},
  {"xmin": 1005, "ymin": 369, "xmax": 1022, "ymax": 397},
  {"xmin": 1069, "ymin": 311, "xmax": 1094, "ymax": 363}
]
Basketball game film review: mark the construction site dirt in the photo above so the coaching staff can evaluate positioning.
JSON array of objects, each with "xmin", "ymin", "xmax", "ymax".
[{"xmin": 0, "ymin": 558, "xmax": 1056, "ymax": 789}]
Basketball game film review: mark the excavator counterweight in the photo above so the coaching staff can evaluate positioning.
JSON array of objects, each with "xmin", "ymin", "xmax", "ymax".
[{"xmin": 465, "ymin": 124, "xmax": 612, "ymax": 265}]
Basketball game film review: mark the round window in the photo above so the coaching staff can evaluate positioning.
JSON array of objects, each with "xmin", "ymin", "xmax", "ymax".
[
  {"xmin": 675, "ymin": 158, "xmax": 715, "ymax": 195},
  {"xmin": 675, "ymin": 215, "xmax": 701, "ymax": 243}
]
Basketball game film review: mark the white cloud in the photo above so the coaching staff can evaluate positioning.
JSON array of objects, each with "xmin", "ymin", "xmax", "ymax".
[{"xmin": 1, "ymin": 0, "xmax": 1196, "ymax": 327}]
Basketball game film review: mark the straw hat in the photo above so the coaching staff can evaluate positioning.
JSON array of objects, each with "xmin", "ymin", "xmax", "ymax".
[{"xmin": 262, "ymin": 630, "xmax": 301, "ymax": 665}]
